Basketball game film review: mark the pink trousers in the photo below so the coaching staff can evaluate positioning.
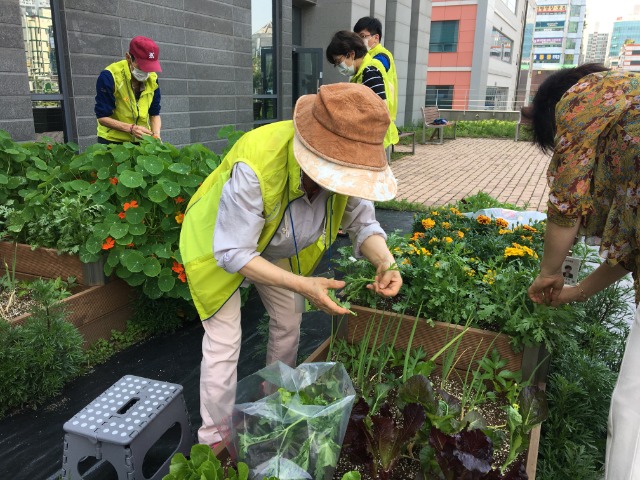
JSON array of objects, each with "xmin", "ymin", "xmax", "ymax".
[{"xmin": 197, "ymin": 278, "xmax": 302, "ymax": 445}]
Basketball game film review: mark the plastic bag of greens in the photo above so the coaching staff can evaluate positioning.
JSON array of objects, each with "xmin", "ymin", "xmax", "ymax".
[{"xmin": 215, "ymin": 361, "xmax": 355, "ymax": 480}]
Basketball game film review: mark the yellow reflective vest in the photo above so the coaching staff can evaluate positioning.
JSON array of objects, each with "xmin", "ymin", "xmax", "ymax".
[
  {"xmin": 351, "ymin": 54, "xmax": 399, "ymax": 147},
  {"xmin": 179, "ymin": 121, "xmax": 348, "ymax": 320},
  {"xmin": 369, "ymin": 44, "xmax": 398, "ymax": 122},
  {"xmin": 96, "ymin": 59, "xmax": 159, "ymax": 143}
]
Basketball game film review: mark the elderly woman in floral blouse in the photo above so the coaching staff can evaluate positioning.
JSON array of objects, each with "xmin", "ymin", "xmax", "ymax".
[{"xmin": 525, "ymin": 63, "xmax": 640, "ymax": 479}]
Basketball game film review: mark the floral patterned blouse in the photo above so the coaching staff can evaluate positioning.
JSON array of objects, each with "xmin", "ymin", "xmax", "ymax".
[{"xmin": 547, "ymin": 70, "xmax": 640, "ymax": 292}]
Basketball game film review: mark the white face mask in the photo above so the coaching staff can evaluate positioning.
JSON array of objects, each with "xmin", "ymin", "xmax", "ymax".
[
  {"xmin": 132, "ymin": 67, "xmax": 150, "ymax": 82},
  {"xmin": 337, "ymin": 61, "xmax": 355, "ymax": 77}
]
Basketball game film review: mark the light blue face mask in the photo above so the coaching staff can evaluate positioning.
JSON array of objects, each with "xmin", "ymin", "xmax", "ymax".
[
  {"xmin": 132, "ymin": 67, "xmax": 150, "ymax": 82},
  {"xmin": 337, "ymin": 61, "xmax": 355, "ymax": 77}
]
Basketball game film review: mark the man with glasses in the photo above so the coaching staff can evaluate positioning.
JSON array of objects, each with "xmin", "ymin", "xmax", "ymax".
[{"xmin": 95, "ymin": 36, "xmax": 162, "ymax": 144}]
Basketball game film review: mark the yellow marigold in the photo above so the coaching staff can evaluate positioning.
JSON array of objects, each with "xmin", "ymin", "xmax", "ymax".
[
  {"xmin": 450, "ymin": 207, "xmax": 462, "ymax": 216},
  {"xmin": 457, "ymin": 230, "xmax": 464, "ymax": 238},
  {"xmin": 402, "ymin": 258, "xmax": 411, "ymax": 265},
  {"xmin": 422, "ymin": 218, "xmax": 436, "ymax": 229},
  {"xmin": 434, "ymin": 261, "xmax": 440, "ymax": 268},
  {"xmin": 477, "ymin": 215, "xmax": 491, "ymax": 225},
  {"xmin": 421, "ymin": 248, "xmax": 431, "ymax": 256},
  {"xmin": 466, "ymin": 269, "xmax": 476, "ymax": 277},
  {"xmin": 175, "ymin": 212, "xmax": 185, "ymax": 224},
  {"xmin": 504, "ymin": 247, "xmax": 525, "ymax": 258},
  {"xmin": 444, "ymin": 237, "xmax": 453, "ymax": 243},
  {"xmin": 498, "ymin": 228, "xmax": 513, "ymax": 235},
  {"xmin": 520, "ymin": 235, "xmax": 533, "ymax": 242},
  {"xmin": 394, "ymin": 247, "xmax": 402, "ymax": 253},
  {"xmin": 513, "ymin": 242, "xmax": 538, "ymax": 258},
  {"xmin": 482, "ymin": 269, "xmax": 497, "ymax": 285},
  {"xmin": 431, "ymin": 211, "xmax": 439, "ymax": 216},
  {"xmin": 442, "ymin": 222, "xmax": 451, "ymax": 229},
  {"xmin": 429, "ymin": 237, "xmax": 438, "ymax": 244},
  {"xmin": 523, "ymin": 224, "xmax": 537, "ymax": 232},
  {"xmin": 495, "ymin": 218, "xmax": 509, "ymax": 228}
]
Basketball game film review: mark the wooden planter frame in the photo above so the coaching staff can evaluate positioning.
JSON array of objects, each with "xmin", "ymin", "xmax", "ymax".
[
  {"xmin": 214, "ymin": 305, "xmax": 547, "ymax": 479},
  {"xmin": 1, "ymin": 241, "xmax": 133, "ymax": 348}
]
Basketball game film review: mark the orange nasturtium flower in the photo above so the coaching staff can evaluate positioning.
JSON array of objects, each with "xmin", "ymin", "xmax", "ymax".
[
  {"xmin": 175, "ymin": 212, "xmax": 185, "ymax": 224},
  {"xmin": 172, "ymin": 261, "xmax": 185, "ymax": 274},
  {"xmin": 118, "ymin": 211, "xmax": 126, "ymax": 219},
  {"xmin": 127, "ymin": 243, "xmax": 135, "ymax": 247},
  {"xmin": 123, "ymin": 200, "xmax": 139, "ymax": 211},
  {"xmin": 495, "ymin": 218, "xmax": 509, "ymax": 228},
  {"xmin": 46, "ymin": 144, "xmax": 53, "ymax": 151},
  {"xmin": 174, "ymin": 196, "xmax": 185, "ymax": 204},
  {"xmin": 102, "ymin": 237, "xmax": 115, "ymax": 250},
  {"xmin": 178, "ymin": 272, "xmax": 187, "ymax": 283},
  {"xmin": 110, "ymin": 177, "xmax": 118, "ymax": 185},
  {"xmin": 477, "ymin": 214, "xmax": 491, "ymax": 225}
]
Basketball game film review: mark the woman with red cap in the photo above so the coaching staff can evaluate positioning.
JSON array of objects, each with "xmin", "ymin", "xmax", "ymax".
[{"xmin": 95, "ymin": 36, "xmax": 163, "ymax": 144}]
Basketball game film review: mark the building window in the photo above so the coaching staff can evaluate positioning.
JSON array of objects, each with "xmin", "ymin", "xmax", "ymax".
[
  {"xmin": 20, "ymin": 0, "xmax": 66, "ymax": 141},
  {"xmin": 426, "ymin": 85, "xmax": 454, "ymax": 109},
  {"xmin": 568, "ymin": 22, "xmax": 579, "ymax": 34},
  {"xmin": 631, "ymin": 60, "xmax": 640, "ymax": 65},
  {"xmin": 252, "ymin": 0, "xmax": 277, "ymax": 123},
  {"xmin": 501, "ymin": 0, "xmax": 517, "ymax": 13},
  {"xmin": 566, "ymin": 39, "xmax": 576, "ymax": 49},
  {"xmin": 564, "ymin": 54, "xmax": 575, "ymax": 64},
  {"xmin": 429, "ymin": 21, "xmax": 459, "ymax": 53},
  {"xmin": 485, "ymin": 87, "xmax": 509, "ymax": 110},
  {"xmin": 490, "ymin": 28, "xmax": 513, "ymax": 63},
  {"xmin": 632, "ymin": 50, "xmax": 640, "ymax": 55},
  {"xmin": 570, "ymin": 4, "xmax": 581, "ymax": 16}
]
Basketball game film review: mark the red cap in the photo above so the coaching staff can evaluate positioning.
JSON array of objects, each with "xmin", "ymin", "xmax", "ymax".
[{"xmin": 129, "ymin": 36, "xmax": 162, "ymax": 73}]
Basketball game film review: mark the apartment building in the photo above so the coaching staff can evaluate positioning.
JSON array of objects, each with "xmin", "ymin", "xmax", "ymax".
[
  {"xmin": 584, "ymin": 32, "xmax": 609, "ymax": 64},
  {"xmin": 617, "ymin": 43, "xmax": 640, "ymax": 71},
  {"xmin": 609, "ymin": 15, "xmax": 640, "ymax": 67}
]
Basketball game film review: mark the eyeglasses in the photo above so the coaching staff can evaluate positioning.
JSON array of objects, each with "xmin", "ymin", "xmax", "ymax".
[
  {"xmin": 332, "ymin": 55, "xmax": 345, "ymax": 67},
  {"xmin": 359, "ymin": 34, "xmax": 372, "ymax": 40}
]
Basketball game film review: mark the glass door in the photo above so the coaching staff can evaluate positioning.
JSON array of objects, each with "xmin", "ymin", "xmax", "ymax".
[{"xmin": 292, "ymin": 48, "xmax": 323, "ymax": 107}]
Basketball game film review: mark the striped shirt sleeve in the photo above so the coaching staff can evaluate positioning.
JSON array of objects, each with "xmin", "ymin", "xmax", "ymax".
[{"xmin": 361, "ymin": 66, "xmax": 386, "ymax": 100}]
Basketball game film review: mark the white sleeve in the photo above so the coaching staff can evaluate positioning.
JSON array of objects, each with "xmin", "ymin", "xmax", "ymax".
[{"xmin": 341, "ymin": 197, "xmax": 387, "ymax": 257}]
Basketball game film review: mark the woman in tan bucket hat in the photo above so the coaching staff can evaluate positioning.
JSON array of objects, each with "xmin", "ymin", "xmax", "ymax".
[{"xmin": 179, "ymin": 82, "xmax": 403, "ymax": 447}]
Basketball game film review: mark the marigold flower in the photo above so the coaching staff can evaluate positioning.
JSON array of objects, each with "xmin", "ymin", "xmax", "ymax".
[
  {"xmin": 102, "ymin": 237, "xmax": 115, "ymax": 250},
  {"xmin": 46, "ymin": 144, "xmax": 52, "ymax": 151},
  {"xmin": 457, "ymin": 230, "xmax": 464, "ymax": 238},
  {"xmin": 422, "ymin": 218, "xmax": 436, "ymax": 229},
  {"xmin": 178, "ymin": 272, "xmax": 187, "ymax": 283},
  {"xmin": 442, "ymin": 222, "xmax": 451, "ymax": 229},
  {"xmin": 421, "ymin": 248, "xmax": 431, "ymax": 256},
  {"xmin": 498, "ymin": 228, "xmax": 513, "ymax": 235},
  {"xmin": 124, "ymin": 200, "xmax": 139, "ymax": 211},
  {"xmin": 520, "ymin": 235, "xmax": 533, "ymax": 242},
  {"xmin": 523, "ymin": 224, "xmax": 537, "ymax": 232},
  {"xmin": 431, "ymin": 211, "xmax": 439, "ymax": 216},
  {"xmin": 175, "ymin": 196, "xmax": 185, "ymax": 204},
  {"xmin": 110, "ymin": 177, "xmax": 118, "ymax": 185},
  {"xmin": 482, "ymin": 269, "xmax": 497, "ymax": 285},
  {"xmin": 444, "ymin": 237, "xmax": 453, "ymax": 243},
  {"xmin": 477, "ymin": 215, "xmax": 491, "ymax": 225},
  {"xmin": 401, "ymin": 258, "xmax": 411, "ymax": 265},
  {"xmin": 118, "ymin": 211, "xmax": 126, "ymax": 219},
  {"xmin": 172, "ymin": 261, "xmax": 185, "ymax": 274},
  {"xmin": 411, "ymin": 231, "xmax": 425, "ymax": 241},
  {"xmin": 429, "ymin": 237, "xmax": 438, "ymax": 244},
  {"xmin": 504, "ymin": 247, "xmax": 525, "ymax": 258},
  {"xmin": 175, "ymin": 212, "xmax": 185, "ymax": 224},
  {"xmin": 450, "ymin": 207, "xmax": 462, "ymax": 216},
  {"xmin": 495, "ymin": 218, "xmax": 509, "ymax": 228}
]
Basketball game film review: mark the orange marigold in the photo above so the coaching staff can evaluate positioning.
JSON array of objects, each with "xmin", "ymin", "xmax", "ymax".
[
  {"xmin": 411, "ymin": 232, "xmax": 425, "ymax": 241},
  {"xmin": 495, "ymin": 218, "xmax": 509, "ymax": 228},
  {"xmin": 102, "ymin": 237, "xmax": 115, "ymax": 250},
  {"xmin": 175, "ymin": 212, "xmax": 185, "ymax": 224},
  {"xmin": 457, "ymin": 230, "xmax": 464, "ymax": 238},
  {"xmin": 523, "ymin": 224, "xmax": 537, "ymax": 232},
  {"xmin": 110, "ymin": 177, "xmax": 118, "ymax": 185},
  {"xmin": 477, "ymin": 215, "xmax": 491, "ymax": 225}
]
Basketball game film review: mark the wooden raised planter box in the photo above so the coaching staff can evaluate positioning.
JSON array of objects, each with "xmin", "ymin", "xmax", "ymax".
[
  {"xmin": 214, "ymin": 305, "xmax": 547, "ymax": 479},
  {"xmin": 1, "ymin": 241, "xmax": 134, "ymax": 348}
]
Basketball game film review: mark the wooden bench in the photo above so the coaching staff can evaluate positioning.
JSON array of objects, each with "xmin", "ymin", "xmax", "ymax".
[
  {"xmin": 514, "ymin": 109, "xmax": 532, "ymax": 141},
  {"xmin": 421, "ymin": 106, "xmax": 457, "ymax": 144},
  {"xmin": 391, "ymin": 131, "xmax": 416, "ymax": 155}
]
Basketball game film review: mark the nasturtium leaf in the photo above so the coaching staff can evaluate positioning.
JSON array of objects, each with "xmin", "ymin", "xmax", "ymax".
[
  {"xmin": 107, "ymin": 249, "xmax": 121, "ymax": 267},
  {"xmin": 159, "ymin": 179, "xmax": 181, "ymax": 197},
  {"xmin": 93, "ymin": 223, "xmax": 111, "ymax": 239},
  {"xmin": 143, "ymin": 257, "xmax": 162, "ymax": 277},
  {"xmin": 154, "ymin": 243, "xmax": 173, "ymax": 259},
  {"xmin": 110, "ymin": 146, "xmax": 131, "ymax": 164},
  {"xmin": 148, "ymin": 184, "xmax": 168, "ymax": 203},
  {"xmin": 69, "ymin": 179, "xmax": 90, "ymax": 191},
  {"xmin": 119, "ymin": 170, "xmax": 144, "ymax": 188},
  {"xmin": 85, "ymin": 235, "xmax": 104, "ymax": 254},
  {"xmin": 126, "ymin": 272, "xmax": 147, "ymax": 287},
  {"xmin": 178, "ymin": 174, "xmax": 201, "ymax": 188},
  {"xmin": 121, "ymin": 249, "xmax": 145, "ymax": 272},
  {"xmin": 97, "ymin": 167, "xmax": 111, "ymax": 180},
  {"xmin": 125, "ymin": 209, "xmax": 145, "ymax": 224},
  {"xmin": 115, "ymin": 234, "xmax": 133, "ymax": 245},
  {"xmin": 0, "ymin": 173, "xmax": 8, "ymax": 185},
  {"xmin": 86, "ymin": 182, "xmax": 101, "ymax": 195},
  {"xmin": 7, "ymin": 177, "xmax": 23, "ymax": 189},
  {"xmin": 33, "ymin": 158, "xmax": 48, "ymax": 170},
  {"xmin": 143, "ymin": 278, "xmax": 163, "ymax": 299},
  {"xmin": 158, "ymin": 274, "xmax": 176, "ymax": 292},
  {"xmin": 109, "ymin": 222, "xmax": 130, "ymax": 239},
  {"xmin": 116, "ymin": 264, "xmax": 133, "ymax": 279},
  {"xmin": 128, "ymin": 223, "xmax": 147, "ymax": 236},
  {"xmin": 139, "ymin": 155, "xmax": 164, "ymax": 175},
  {"xmin": 168, "ymin": 163, "xmax": 190, "ymax": 175},
  {"xmin": 79, "ymin": 250, "xmax": 101, "ymax": 264}
]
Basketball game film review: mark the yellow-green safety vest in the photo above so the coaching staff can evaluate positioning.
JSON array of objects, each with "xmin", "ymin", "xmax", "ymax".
[
  {"xmin": 351, "ymin": 54, "xmax": 399, "ymax": 147},
  {"xmin": 96, "ymin": 59, "xmax": 159, "ymax": 143},
  {"xmin": 369, "ymin": 44, "xmax": 398, "ymax": 122},
  {"xmin": 179, "ymin": 120, "xmax": 348, "ymax": 320}
]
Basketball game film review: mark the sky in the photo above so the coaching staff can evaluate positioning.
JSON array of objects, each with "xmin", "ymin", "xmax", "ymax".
[{"xmin": 584, "ymin": 0, "xmax": 640, "ymax": 35}]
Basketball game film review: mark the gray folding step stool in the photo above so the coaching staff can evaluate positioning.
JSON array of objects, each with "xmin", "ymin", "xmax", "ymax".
[{"xmin": 62, "ymin": 375, "xmax": 193, "ymax": 479}]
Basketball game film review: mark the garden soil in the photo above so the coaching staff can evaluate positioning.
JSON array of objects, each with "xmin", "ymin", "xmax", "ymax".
[{"xmin": 0, "ymin": 209, "xmax": 415, "ymax": 480}]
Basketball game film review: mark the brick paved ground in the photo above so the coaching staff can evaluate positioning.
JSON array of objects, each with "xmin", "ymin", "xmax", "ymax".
[{"xmin": 391, "ymin": 138, "xmax": 552, "ymax": 212}]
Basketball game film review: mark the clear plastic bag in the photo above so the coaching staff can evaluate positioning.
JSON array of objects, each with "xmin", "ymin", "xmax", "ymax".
[
  {"xmin": 464, "ymin": 207, "xmax": 547, "ymax": 228},
  {"xmin": 215, "ymin": 361, "xmax": 355, "ymax": 480}
]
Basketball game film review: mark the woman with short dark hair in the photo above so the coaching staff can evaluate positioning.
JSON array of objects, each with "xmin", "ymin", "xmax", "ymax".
[{"xmin": 526, "ymin": 64, "xmax": 640, "ymax": 478}]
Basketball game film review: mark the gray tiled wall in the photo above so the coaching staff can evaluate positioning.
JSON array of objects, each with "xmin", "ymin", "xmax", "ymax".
[
  {"xmin": 57, "ymin": 0, "xmax": 254, "ymax": 150},
  {"xmin": 0, "ymin": 0, "xmax": 35, "ymax": 141}
]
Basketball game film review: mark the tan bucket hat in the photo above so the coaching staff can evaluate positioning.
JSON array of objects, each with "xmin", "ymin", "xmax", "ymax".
[{"xmin": 293, "ymin": 82, "xmax": 397, "ymax": 202}]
